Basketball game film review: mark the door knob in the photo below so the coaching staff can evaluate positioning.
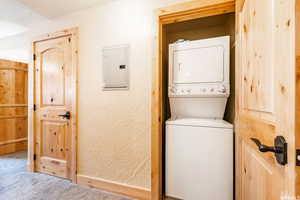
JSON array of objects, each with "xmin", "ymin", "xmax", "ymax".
[
  {"xmin": 58, "ymin": 111, "xmax": 71, "ymax": 120},
  {"xmin": 250, "ymin": 138, "xmax": 282, "ymax": 153},
  {"xmin": 250, "ymin": 136, "xmax": 287, "ymax": 165}
]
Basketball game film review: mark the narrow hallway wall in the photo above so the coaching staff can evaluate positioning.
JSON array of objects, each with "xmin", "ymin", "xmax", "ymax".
[{"xmin": 0, "ymin": 0, "xmax": 191, "ymax": 190}]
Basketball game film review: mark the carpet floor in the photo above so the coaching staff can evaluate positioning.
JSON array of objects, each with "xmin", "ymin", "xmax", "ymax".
[{"xmin": 0, "ymin": 151, "xmax": 132, "ymax": 200}]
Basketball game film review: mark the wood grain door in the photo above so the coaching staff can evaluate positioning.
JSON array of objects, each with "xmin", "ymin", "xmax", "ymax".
[
  {"xmin": 0, "ymin": 60, "xmax": 28, "ymax": 155},
  {"xmin": 236, "ymin": 0, "xmax": 297, "ymax": 199},
  {"xmin": 33, "ymin": 31, "xmax": 77, "ymax": 180}
]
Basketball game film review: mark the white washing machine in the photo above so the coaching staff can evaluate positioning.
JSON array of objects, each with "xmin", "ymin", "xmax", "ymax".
[
  {"xmin": 166, "ymin": 36, "xmax": 233, "ymax": 199},
  {"xmin": 166, "ymin": 119, "xmax": 233, "ymax": 200}
]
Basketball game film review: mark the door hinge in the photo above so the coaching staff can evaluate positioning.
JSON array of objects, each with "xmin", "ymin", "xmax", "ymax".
[
  {"xmin": 33, "ymin": 54, "xmax": 36, "ymax": 61},
  {"xmin": 296, "ymin": 150, "xmax": 300, "ymax": 166},
  {"xmin": 33, "ymin": 104, "xmax": 36, "ymax": 111},
  {"xmin": 33, "ymin": 154, "xmax": 36, "ymax": 160}
]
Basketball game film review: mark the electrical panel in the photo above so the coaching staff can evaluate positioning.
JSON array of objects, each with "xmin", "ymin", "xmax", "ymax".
[{"xmin": 102, "ymin": 44, "xmax": 129, "ymax": 90}]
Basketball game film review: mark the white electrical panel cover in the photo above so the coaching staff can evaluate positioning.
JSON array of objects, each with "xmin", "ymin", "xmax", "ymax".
[{"xmin": 102, "ymin": 44, "xmax": 129, "ymax": 90}]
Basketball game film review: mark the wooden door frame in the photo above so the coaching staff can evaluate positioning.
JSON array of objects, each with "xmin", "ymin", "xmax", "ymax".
[
  {"xmin": 28, "ymin": 27, "xmax": 79, "ymax": 183},
  {"xmin": 151, "ymin": 1, "xmax": 235, "ymax": 199}
]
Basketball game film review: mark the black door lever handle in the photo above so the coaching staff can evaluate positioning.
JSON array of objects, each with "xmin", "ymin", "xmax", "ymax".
[
  {"xmin": 58, "ymin": 111, "xmax": 71, "ymax": 120},
  {"xmin": 250, "ymin": 136, "xmax": 287, "ymax": 165},
  {"xmin": 250, "ymin": 138, "xmax": 283, "ymax": 153}
]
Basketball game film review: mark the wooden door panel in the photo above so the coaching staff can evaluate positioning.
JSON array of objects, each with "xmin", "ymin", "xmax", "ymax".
[
  {"xmin": 240, "ymin": 0, "xmax": 274, "ymax": 120},
  {"xmin": 239, "ymin": 115, "xmax": 277, "ymax": 163},
  {"xmin": 0, "ymin": 70, "xmax": 13, "ymax": 104},
  {"xmin": 0, "ymin": 108, "xmax": 27, "ymax": 140},
  {"xmin": 41, "ymin": 48, "xmax": 65, "ymax": 106},
  {"xmin": 40, "ymin": 157, "xmax": 67, "ymax": 178},
  {"xmin": 15, "ymin": 118, "xmax": 27, "ymax": 139},
  {"xmin": 242, "ymin": 140, "xmax": 281, "ymax": 200},
  {"xmin": 15, "ymin": 70, "xmax": 28, "ymax": 104},
  {"xmin": 42, "ymin": 121, "xmax": 67, "ymax": 159}
]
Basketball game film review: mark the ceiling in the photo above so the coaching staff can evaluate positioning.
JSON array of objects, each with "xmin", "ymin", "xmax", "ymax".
[
  {"xmin": 17, "ymin": 0, "xmax": 106, "ymax": 18},
  {"xmin": 0, "ymin": 0, "xmax": 46, "ymax": 39},
  {"xmin": 0, "ymin": 0, "xmax": 107, "ymax": 39},
  {"xmin": 0, "ymin": 21, "xmax": 28, "ymax": 39}
]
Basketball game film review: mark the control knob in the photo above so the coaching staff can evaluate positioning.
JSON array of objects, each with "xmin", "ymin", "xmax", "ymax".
[
  {"xmin": 218, "ymin": 85, "xmax": 226, "ymax": 93},
  {"xmin": 169, "ymin": 87, "xmax": 176, "ymax": 94}
]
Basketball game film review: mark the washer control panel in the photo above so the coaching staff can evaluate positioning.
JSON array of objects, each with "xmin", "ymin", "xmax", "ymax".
[{"xmin": 169, "ymin": 84, "xmax": 229, "ymax": 97}]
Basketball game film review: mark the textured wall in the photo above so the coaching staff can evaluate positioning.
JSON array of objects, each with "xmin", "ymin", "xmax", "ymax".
[
  {"xmin": 0, "ymin": 0, "xmax": 190, "ymax": 190},
  {"xmin": 73, "ymin": 0, "xmax": 154, "ymax": 188}
]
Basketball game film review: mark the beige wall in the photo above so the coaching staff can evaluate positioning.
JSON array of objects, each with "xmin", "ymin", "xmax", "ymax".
[
  {"xmin": 69, "ymin": 0, "xmax": 155, "ymax": 189},
  {"xmin": 0, "ymin": 0, "xmax": 189, "ymax": 190}
]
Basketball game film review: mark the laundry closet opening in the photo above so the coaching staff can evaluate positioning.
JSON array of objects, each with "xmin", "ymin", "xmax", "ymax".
[{"xmin": 160, "ymin": 13, "xmax": 236, "ymax": 199}]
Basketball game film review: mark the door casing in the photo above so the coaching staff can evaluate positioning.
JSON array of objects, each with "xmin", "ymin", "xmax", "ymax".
[
  {"xmin": 151, "ymin": 1, "xmax": 235, "ymax": 199},
  {"xmin": 28, "ymin": 28, "xmax": 78, "ymax": 183}
]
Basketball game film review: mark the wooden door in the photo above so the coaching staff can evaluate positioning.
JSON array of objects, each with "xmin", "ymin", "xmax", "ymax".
[
  {"xmin": 236, "ymin": 0, "xmax": 298, "ymax": 199},
  {"xmin": 0, "ymin": 59, "xmax": 28, "ymax": 155},
  {"xmin": 32, "ymin": 29, "xmax": 78, "ymax": 181}
]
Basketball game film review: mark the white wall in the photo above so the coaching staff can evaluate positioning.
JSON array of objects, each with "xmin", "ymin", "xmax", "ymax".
[
  {"xmin": 0, "ymin": 0, "xmax": 189, "ymax": 190},
  {"xmin": 0, "ymin": 33, "xmax": 31, "ymax": 62}
]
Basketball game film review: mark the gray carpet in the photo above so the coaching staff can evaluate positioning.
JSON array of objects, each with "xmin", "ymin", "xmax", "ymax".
[{"xmin": 0, "ymin": 151, "xmax": 133, "ymax": 200}]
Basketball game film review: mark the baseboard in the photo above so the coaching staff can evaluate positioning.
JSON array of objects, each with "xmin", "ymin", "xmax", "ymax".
[
  {"xmin": 77, "ymin": 174, "xmax": 151, "ymax": 200},
  {"xmin": 0, "ymin": 140, "xmax": 27, "ymax": 155},
  {"xmin": 27, "ymin": 163, "xmax": 34, "ymax": 172}
]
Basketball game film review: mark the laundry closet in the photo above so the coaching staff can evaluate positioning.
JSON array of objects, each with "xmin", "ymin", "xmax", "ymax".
[{"xmin": 160, "ymin": 13, "xmax": 236, "ymax": 200}]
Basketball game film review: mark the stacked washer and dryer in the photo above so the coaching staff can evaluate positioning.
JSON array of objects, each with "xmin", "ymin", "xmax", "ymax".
[{"xmin": 166, "ymin": 36, "xmax": 233, "ymax": 200}]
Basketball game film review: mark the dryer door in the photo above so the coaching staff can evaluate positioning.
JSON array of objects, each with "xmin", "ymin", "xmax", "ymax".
[{"xmin": 173, "ymin": 45, "xmax": 225, "ymax": 84}]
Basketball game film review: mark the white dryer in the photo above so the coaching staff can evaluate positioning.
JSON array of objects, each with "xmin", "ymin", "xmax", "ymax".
[
  {"xmin": 166, "ymin": 36, "xmax": 233, "ymax": 200},
  {"xmin": 168, "ymin": 36, "xmax": 230, "ymax": 119}
]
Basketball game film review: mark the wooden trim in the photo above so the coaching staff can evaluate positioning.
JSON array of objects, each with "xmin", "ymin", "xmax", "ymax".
[
  {"xmin": 234, "ymin": 6, "xmax": 241, "ymax": 200},
  {"xmin": 0, "ymin": 138, "xmax": 27, "ymax": 146},
  {"xmin": 77, "ymin": 174, "xmax": 151, "ymax": 200},
  {"xmin": 151, "ymin": 19, "xmax": 163, "ymax": 200},
  {"xmin": 32, "ymin": 28, "xmax": 77, "ymax": 43},
  {"xmin": 70, "ymin": 27, "xmax": 79, "ymax": 183},
  {"xmin": 0, "ymin": 66, "xmax": 28, "ymax": 71},
  {"xmin": 236, "ymin": 0, "xmax": 245, "ymax": 12},
  {"xmin": 0, "ymin": 140, "xmax": 27, "ymax": 155},
  {"xmin": 151, "ymin": 1, "xmax": 236, "ymax": 199},
  {"xmin": 0, "ymin": 59, "xmax": 27, "ymax": 67},
  {"xmin": 296, "ymin": 0, "xmax": 300, "ymax": 196},
  {"xmin": 27, "ymin": 40, "xmax": 35, "ymax": 173},
  {"xmin": 28, "ymin": 27, "xmax": 79, "ymax": 182},
  {"xmin": 0, "ymin": 104, "xmax": 28, "ymax": 108},
  {"xmin": 158, "ymin": 0, "xmax": 235, "ymax": 24},
  {"xmin": 0, "ymin": 115, "xmax": 27, "ymax": 119}
]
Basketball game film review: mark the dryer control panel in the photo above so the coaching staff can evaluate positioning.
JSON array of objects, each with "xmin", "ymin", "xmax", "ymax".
[{"xmin": 168, "ymin": 84, "xmax": 229, "ymax": 97}]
